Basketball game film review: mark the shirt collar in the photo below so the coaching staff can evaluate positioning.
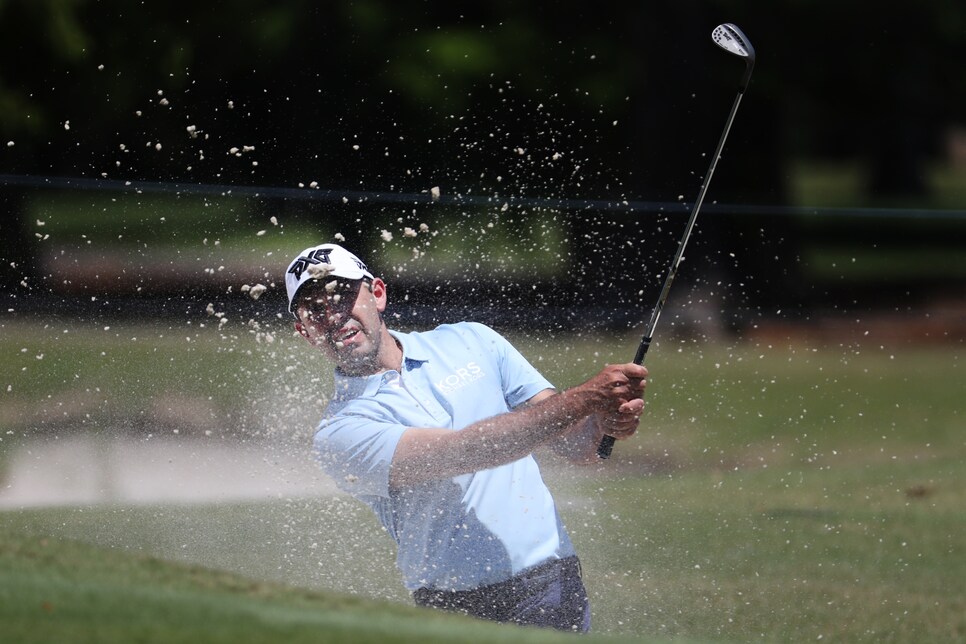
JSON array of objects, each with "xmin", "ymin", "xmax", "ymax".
[
  {"xmin": 331, "ymin": 330, "xmax": 429, "ymax": 398},
  {"xmin": 389, "ymin": 329, "xmax": 430, "ymax": 370}
]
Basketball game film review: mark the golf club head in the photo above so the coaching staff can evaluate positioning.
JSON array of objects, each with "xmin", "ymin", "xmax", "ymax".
[{"xmin": 712, "ymin": 23, "xmax": 755, "ymax": 92}]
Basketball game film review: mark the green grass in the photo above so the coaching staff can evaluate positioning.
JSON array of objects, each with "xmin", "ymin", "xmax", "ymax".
[
  {"xmin": 6, "ymin": 321, "xmax": 961, "ymax": 453},
  {"xmin": 1, "ymin": 323, "xmax": 964, "ymax": 641},
  {"xmin": 523, "ymin": 332, "xmax": 963, "ymax": 461},
  {"xmin": 536, "ymin": 335, "xmax": 964, "ymax": 641},
  {"xmin": 3, "ymin": 456, "xmax": 963, "ymax": 641},
  {"xmin": 0, "ymin": 320, "xmax": 277, "ymax": 435},
  {"xmin": 2, "ymin": 522, "xmax": 664, "ymax": 644},
  {"xmin": 564, "ymin": 456, "xmax": 966, "ymax": 641}
]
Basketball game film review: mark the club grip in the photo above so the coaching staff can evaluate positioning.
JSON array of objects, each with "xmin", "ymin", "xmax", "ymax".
[
  {"xmin": 596, "ymin": 434, "xmax": 616, "ymax": 459},
  {"xmin": 595, "ymin": 335, "xmax": 651, "ymax": 459}
]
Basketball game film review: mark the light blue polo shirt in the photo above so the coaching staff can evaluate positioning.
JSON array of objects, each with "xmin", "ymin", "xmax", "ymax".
[{"xmin": 313, "ymin": 322, "xmax": 577, "ymax": 591}]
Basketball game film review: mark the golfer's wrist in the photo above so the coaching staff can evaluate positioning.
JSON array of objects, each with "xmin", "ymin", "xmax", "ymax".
[{"xmin": 556, "ymin": 386, "xmax": 599, "ymax": 421}]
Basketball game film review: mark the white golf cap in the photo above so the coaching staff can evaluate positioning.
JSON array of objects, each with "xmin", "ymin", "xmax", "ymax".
[{"xmin": 285, "ymin": 243, "xmax": 374, "ymax": 315}]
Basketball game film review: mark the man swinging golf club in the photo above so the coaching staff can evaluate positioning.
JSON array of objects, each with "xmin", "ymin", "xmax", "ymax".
[{"xmin": 286, "ymin": 243, "xmax": 647, "ymax": 632}]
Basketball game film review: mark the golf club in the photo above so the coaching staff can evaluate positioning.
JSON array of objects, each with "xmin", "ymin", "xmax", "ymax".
[{"xmin": 597, "ymin": 23, "xmax": 755, "ymax": 459}]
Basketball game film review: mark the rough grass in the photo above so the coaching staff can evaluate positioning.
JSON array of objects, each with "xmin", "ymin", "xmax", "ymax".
[{"xmin": 2, "ymin": 524, "xmax": 670, "ymax": 644}]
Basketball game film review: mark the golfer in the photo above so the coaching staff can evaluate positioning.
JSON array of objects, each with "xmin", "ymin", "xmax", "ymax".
[{"xmin": 286, "ymin": 243, "xmax": 647, "ymax": 632}]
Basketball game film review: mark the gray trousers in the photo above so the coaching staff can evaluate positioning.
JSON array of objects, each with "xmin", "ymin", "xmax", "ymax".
[{"xmin": 412, "ymin": 556, "xmax": 591, "ymax": 633}]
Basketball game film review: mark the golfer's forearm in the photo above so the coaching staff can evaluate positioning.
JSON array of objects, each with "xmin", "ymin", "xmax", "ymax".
[
  {"xmin": 391, "ymin": 387, "xmax": 594, "ymax": 486},
  {"xmin": 459, "ymin": 388, "xmax": 591, "ymax": 466},
  {"xmin": 551, "ymin": 416, "xmax": 605, "ymax": 464}
]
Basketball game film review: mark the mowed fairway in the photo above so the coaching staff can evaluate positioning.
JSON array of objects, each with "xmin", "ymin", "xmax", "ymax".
[{"xmin": 1, "ymin": 320, "xmax": 963, "ymax": 641}]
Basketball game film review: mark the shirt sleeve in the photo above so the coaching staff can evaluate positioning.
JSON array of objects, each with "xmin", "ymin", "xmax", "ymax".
[
  {"xmin": 462, "ymin": 322, "xmax": 554, "ymax": 408},
  {"xmin": 314, "ymin": 411, "xmax": 407, "ymax": 499}
]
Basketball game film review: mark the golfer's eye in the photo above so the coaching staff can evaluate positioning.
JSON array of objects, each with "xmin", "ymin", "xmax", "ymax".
[
  {"xmin": 309, "ymin": 308, "xmax": 337, "ymax": 324},
  {"xmin": 299, "ymin": 281, "xmax": 362, "ymax": 324}
]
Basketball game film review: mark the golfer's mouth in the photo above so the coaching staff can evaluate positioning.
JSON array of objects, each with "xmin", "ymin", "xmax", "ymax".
[{"xmin": 331, "ymin": 327, "xmax": 361, "ymax": 348}]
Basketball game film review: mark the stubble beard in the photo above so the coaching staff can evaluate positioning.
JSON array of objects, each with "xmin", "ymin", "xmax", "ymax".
[{"xmin": 332, "ymin": 318, "xmax": 383, "ymax": 377}]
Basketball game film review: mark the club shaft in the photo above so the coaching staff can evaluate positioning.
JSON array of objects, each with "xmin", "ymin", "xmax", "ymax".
[{"xmin": 596, "ymin": 91, "xmax": 745, "ymax": 459}]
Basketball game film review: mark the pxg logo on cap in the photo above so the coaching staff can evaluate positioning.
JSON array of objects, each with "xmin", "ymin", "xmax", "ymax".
[{"xmin": 285, "ymin": 244, "xmax": 374, "ymax": 314}]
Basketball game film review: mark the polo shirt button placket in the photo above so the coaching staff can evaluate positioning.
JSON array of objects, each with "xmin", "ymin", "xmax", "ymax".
[{"xmin": 397, "ymin": 371, "xmax": 448, "ymax": 424}]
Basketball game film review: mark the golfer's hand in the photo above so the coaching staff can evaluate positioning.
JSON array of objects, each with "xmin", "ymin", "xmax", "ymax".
[
  {"xmin": 593, "ymin": 363, "xmax": 646, "ymax": 439},
  {"xmin": 576, "ymin": 363, "xmax": 648, "ymax": 416},
  {"xmin": 597, "ymin": 396, "xmax": 645, "ymax": 440}
]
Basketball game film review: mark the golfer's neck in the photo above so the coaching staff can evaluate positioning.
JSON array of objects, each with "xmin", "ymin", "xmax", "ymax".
[{"xmin": 376, "ymin": 328, "xmax": 404, "ymax": 374}]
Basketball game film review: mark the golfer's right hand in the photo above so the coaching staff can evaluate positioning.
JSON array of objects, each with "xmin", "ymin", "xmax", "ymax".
[{"xmin": 576, "ymin": 363, "xmax": 648, "ymax": 414}]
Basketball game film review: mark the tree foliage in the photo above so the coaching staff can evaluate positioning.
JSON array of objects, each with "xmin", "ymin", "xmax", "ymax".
[
  {"xmin": 2, "ymin": 1, "xmax": 964, "ymax": 310},
  {"xmin": 2, "ymin": 1, "xmax": 964, "ymax": 201}
]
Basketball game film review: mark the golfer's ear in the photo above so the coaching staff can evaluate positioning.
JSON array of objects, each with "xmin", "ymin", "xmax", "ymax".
[{"xmin": 370, "ymin": 278, "xmax": 388, "ymax": 310}]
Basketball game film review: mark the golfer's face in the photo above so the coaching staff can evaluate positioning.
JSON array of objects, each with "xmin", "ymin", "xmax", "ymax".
[{"xmin": 296, "ymin": 279, "xmax": 382, "ymax": 372}]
